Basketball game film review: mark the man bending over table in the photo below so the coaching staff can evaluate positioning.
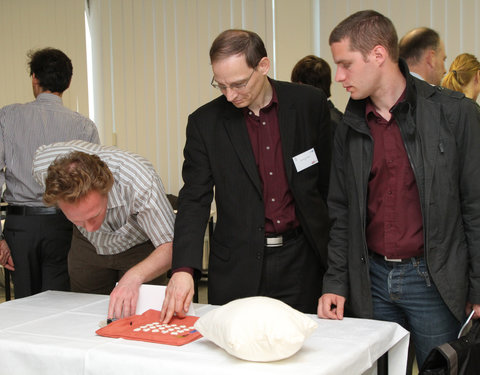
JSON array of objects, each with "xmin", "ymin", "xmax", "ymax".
[{"xmin": 33, "ymin": 140, "xmax": 174, "ymax": 320}]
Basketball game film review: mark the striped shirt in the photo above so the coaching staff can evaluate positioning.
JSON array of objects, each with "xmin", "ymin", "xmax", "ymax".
[
  {"xmin": 0, "ymin": 93, "xmax": 100, "ymax": 206},
  {"xmin": 33, "ymin": 140, "xmax": 175, "ymax": 255}
]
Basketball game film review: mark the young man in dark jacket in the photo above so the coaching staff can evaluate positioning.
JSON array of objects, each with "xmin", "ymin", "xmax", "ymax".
[{"xmin": 317, "ymin": 10, "xmax": 480, "ymax": 369}]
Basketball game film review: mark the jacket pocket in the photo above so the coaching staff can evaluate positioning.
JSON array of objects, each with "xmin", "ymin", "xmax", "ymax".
[{"xmin": 210, "ymin": 238, "xmax": 231, "ymax": 262}]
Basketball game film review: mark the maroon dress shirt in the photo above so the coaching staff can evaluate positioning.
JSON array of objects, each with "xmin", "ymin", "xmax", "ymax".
[
  {"xmin": 365, "ymin": 94, "xmax": 424, "ymax": 259},
  {"xmin": 244, "ymin": 86, "xmax": 299, "ymax": 235}
]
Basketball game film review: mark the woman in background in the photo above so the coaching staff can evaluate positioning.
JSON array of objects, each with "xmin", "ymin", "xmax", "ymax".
[{"xmin": 441, "ymin": 53, "xmax": 480, "ymax": 101}]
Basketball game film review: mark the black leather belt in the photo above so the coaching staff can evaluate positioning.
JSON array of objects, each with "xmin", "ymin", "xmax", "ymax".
[
  {"xmin": 6, "ymin": 205, "xmax": 60, "ymax": 216},
  {"xmin": 371, "ymin": 251, "xmax": 423, "ymax": 264},
  {"xmin": 265, "ymin": 227, "xmax": 302, "ymax": 247}
]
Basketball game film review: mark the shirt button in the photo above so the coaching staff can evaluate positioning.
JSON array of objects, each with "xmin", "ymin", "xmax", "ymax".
[
  {"xmin": 262, "ymin": 121, "xmax": 266, "ymax": 126},
  {"xmin": 269, "ymin": 172, "xmax": 273, "ymax": 175},
  {"xmin": 276, "ymin": 220, "xmax": 281, "ymax": 224},
  {"xmin": 266, "ymin": 146, "xmax": 270, "ymax": 150},
  {"xmin": 271, "ymin": 198, "xmax": 276, "ymax": 202},
  {"xmin": 387, "ymin": 191, "xmax": 392, "ymax": 195},
  {"xmin": 256, "ymin": 252, "xmax": 262, "ymax": 260}
]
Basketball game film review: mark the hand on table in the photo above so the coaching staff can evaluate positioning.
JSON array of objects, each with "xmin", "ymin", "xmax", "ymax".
[
  {"xmin": 159, "ymin": 271, "xmax": 194, "ymax": 323},
  {"xmin": 107, "ymin": 272, "xmax": 142, "ymax": 319},
  {"xmin": 317, "ymin": 293, "xmax": 346, "ymax": 320},
  {"xmin": 0, "ymin": 239, "xmax": 15, "ymax": 271}
]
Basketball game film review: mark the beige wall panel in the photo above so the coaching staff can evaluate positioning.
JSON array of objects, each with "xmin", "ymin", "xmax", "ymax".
[
  {"xmin": 0, "ymin": 0, "xmax": 88, "ymax": 115},
  {"xmin": 274, "ymin": 0, "xmax": 313, "ymax": 82}
]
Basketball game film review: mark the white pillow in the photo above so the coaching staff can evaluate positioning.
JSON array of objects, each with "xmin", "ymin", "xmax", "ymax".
[{"xmin": 194, "ymin": 296, "xmax": 318, "ymax": 362}]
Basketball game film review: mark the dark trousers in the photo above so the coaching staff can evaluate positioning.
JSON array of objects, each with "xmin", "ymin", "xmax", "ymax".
[
  {"xmin": 258, "ymin": 233, "xmax": 324, "ymax": 314},
  {"xmin": 68, "ymin": 226, "xmax": 168, "ymax": 295},
  {"xmin": 4, "ymin": 212, "xmax": 73, "ymax": 298}
]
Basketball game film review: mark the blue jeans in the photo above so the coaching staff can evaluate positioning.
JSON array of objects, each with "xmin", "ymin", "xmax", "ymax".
[{"xmin": 369, "ymin": 254, "xmax": 460, "ymax": 368}]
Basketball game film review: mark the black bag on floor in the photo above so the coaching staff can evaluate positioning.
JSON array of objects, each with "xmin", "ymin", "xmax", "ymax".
[{"xmin": 419, "ymin": 315, "xmax": 480, "ymax": 375}]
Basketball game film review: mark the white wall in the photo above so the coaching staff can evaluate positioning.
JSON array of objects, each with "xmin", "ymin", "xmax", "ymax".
[{"xmin": 1, "ymin": 0, "xmax": 479, "ymax": 194}]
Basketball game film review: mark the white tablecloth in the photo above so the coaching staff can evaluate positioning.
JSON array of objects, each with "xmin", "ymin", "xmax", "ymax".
[{"xmin": 0, "ymin": 291, "xmax": 409, "ymax": 375}]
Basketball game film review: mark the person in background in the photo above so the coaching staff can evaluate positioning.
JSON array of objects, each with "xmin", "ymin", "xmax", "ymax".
[
  {"xmin": 441, "ymin": 53, "xmax": 480, "ymax": 102},
  {"xmin": 160, "ymin": 29, "xmax": 332, "ymax": 323},
  {"xmin": 0, "ymin": 47, "xmax": 100, "ymax": 298},
  {"xmin": 317, "ymin": 10, "xmax": 480, "ymax": 369},
  {"xmin": 291, "ymin": 55, "xmax": 343, "ymax": 133},
  {"xmin": 399, "ymin": 27, "xmax": 447, "ymax": 85},
  {"xmin": 32, "ymin": 140, "xmax": 175, "ymax": 320}
]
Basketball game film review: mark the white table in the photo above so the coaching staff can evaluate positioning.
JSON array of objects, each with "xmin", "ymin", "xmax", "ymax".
[{"xmin": 0, "ymin": 291, "xmax": 409, "ymax": 375}]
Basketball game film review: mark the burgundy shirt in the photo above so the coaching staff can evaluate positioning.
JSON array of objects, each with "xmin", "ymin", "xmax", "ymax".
[
  {"xmin": 244, "ymin": 85, "xmax": 299, "ymax": 235},
  {"xmin": 365, "ymin": 93, "xmax": 424, "ymax": 259}
]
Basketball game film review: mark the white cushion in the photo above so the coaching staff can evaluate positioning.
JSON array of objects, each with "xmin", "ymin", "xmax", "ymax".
[{"xmin": 194, "ymin": 296, "xmax": 318, "ymax": 362}]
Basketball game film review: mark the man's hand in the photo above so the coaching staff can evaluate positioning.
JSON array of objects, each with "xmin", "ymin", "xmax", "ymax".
[
  {"xmin": 107, "ymin": 271, "xmax": 142, "ymax": 319},
  {"xmin": 0, "ymin": 239, "xmax": 15, "ymax": 271},
  {"xmin": 466, "ymin": 302, "xmax": 480, "ymax": 319},
  {"xmin": 107, "ymin": 241, "xmax": 173, "ymax": 319},
  {"xmin": 160, "ymin": 271, "xmax": 194, "ymax": 323},
  {"xmin": 317, "ymin": 293, "xmax": 346, "ymax": 320}
]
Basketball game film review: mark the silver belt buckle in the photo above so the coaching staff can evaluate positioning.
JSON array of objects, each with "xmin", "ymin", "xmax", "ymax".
[
  {"xmin": 384, "ymin": 256, "xmax": 402, "ymax": 262},
  {"xmin": 265, "ymin": 235, "xmax": 283, "ymax": 247}
]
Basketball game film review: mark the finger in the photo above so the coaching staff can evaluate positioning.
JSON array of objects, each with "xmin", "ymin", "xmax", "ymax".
[
  {"xmin": 4, "ymin": 264, "xmax": 14, "ymax": 271},
  {"xmin": 107, "ymin": 295, "xmax": 116, "ymax": 319},
  {"xmin": 335, "ymin": 301, "xmax": 344, "ymax": 320},
  {"xmin": 122, "ymin": 299, "xmax": 131, "ymax": 318},
  {"xmin": 160, "ymin": 288, "xmax": 172, "ymax": 321},
  {"xmin": 130, "ymin": 296, "xmax": 137, "ymax": 317},
  {"xmin": 162, "ymin": 297, "xmax": 176, "ymax": 323},
  {"xmin": 183, "ymin": 289, "xmax": 194, "ymax": 314}
]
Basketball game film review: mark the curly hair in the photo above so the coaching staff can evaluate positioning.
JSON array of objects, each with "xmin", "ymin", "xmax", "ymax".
[{"xmin": 43, "ymin": 151, "xmax": 113, "ymax": 206}]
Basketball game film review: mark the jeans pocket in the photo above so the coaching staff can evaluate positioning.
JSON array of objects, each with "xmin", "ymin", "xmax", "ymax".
[{"xmin": 414, "ymin": 258, "xmax": 431, "ymax": 287}]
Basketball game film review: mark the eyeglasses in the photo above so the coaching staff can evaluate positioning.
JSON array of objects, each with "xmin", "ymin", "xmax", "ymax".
[{"xmin": 211, "ymin": 69, "xmax": 256, "ymax": 91}]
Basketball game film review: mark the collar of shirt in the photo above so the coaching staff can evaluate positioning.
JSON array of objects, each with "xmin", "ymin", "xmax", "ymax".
[
  {"xmin": 242, "ymin": 78, "xmax": 278, "ymax": 117},
  {"xmin": 409, "ymin": 71, "xmax": 425, "ymax": 81},
  {"xmin": 365, "ymin": 88, "xmax": 407, "ymax": 125},
  {"xmin": 36, "ymin": 92, "xmax": 63, "ymax": 105}
]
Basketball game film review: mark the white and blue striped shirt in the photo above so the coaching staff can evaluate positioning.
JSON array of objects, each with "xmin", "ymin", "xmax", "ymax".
[
  {"xmin": 0, "ymin": 93, "xmax": 100, "ymax": 206},
  {"xmin": 33, "ymin": 140, "xmax": 175, "ymax": 255}
]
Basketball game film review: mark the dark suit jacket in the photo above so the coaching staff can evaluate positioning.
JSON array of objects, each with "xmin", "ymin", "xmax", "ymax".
[{"xmin": 172, "ymin": 79, "xmax": 331, "ymax": 305}]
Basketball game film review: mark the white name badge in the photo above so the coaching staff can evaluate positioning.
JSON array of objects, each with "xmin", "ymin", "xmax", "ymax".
[{"xmin": 293, "ymin": 148, "xmax": 318, "ymax": 172}]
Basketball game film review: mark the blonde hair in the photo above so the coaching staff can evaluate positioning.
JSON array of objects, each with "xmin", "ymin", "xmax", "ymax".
[{"xmin": 441, "ymin": 53, "xmax": 480, "ymax": 94}]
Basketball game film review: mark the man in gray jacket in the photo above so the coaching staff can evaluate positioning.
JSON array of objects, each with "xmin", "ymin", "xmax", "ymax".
[{"xmin": 317, "ymin": 10, "xmax": 480, "ymax": 369}]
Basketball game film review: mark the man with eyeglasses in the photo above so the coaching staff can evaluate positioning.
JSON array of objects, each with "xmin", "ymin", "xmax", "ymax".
[{"xmin": 160, "ymin": 29, "xmax": 332, "ymax": 322}]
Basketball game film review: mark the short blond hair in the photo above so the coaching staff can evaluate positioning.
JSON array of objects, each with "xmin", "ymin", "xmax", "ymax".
[{"xmin": 43, "ymin": 151, "xmax": 113, "ymax": 206}]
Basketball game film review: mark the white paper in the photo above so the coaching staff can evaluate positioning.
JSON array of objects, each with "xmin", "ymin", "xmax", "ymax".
[
  {"xmin": 135, "ymin": 284, "xmax": 195, "ymax": 316},
  {"xmin": 293, "ymin": 148, "xmax": 319, "ymax": 172}
]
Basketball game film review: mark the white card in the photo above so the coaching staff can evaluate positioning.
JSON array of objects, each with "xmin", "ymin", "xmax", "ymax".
[
  {"xmin": 135, "ymin": 284, "xmax": 196, "ymax": 316},
  {"xmin": 292, "ymin": 148, "xmax": 318, "ymax": 172}
]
